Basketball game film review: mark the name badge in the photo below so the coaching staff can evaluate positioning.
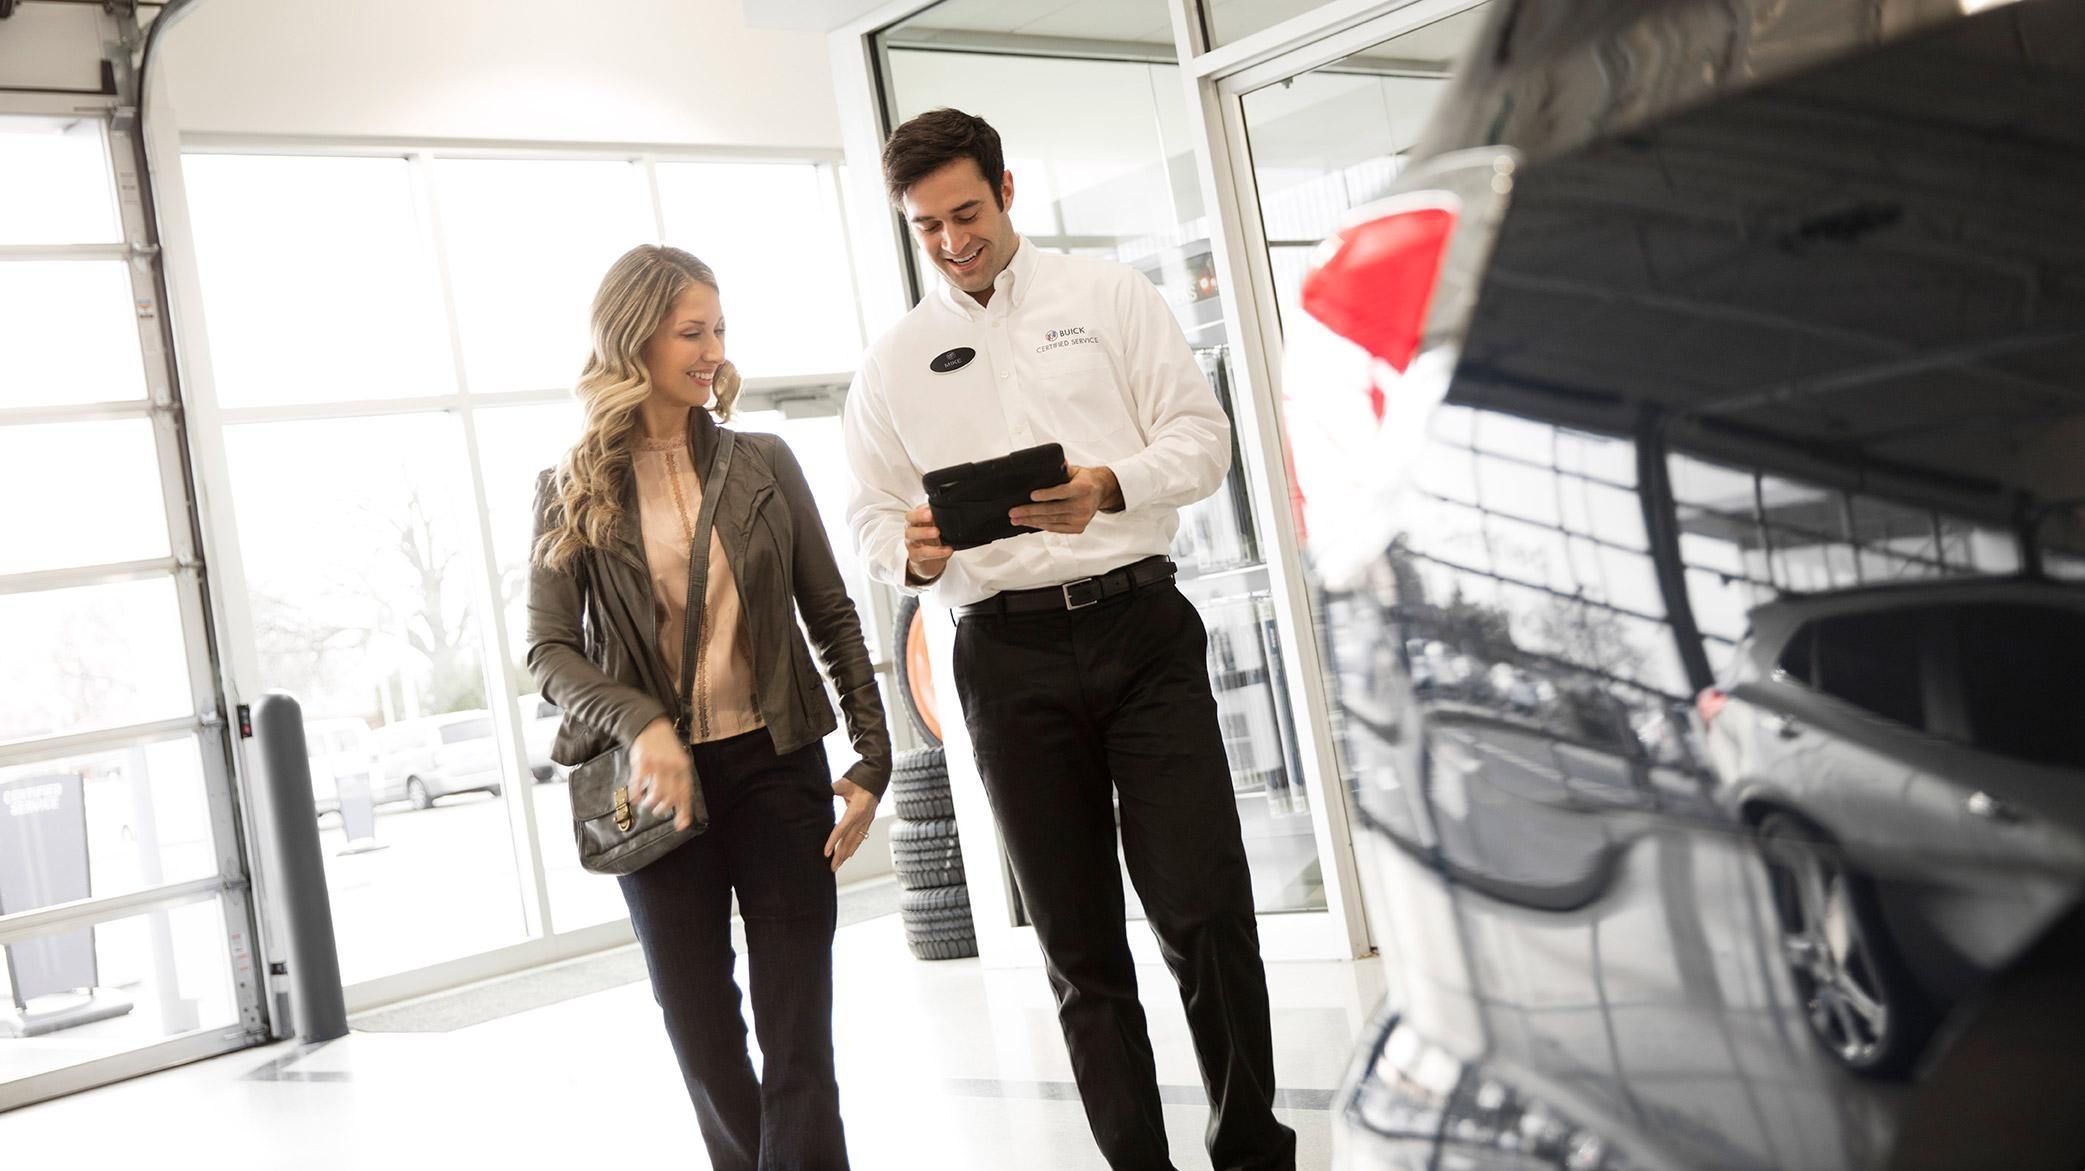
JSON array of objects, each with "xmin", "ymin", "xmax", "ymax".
[{"xmin": 930, "ymin": 347, "xmax": 976, "ymax": 373}]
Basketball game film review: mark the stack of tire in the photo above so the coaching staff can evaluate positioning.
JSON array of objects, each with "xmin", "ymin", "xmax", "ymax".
[{"xmin": 889, "ymin": 596, "xmax": 977, "ymax": 961}]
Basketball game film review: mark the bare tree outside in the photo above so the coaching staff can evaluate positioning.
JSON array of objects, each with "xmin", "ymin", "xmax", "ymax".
[
  {"xmin": 247, "ymin": 475, "xmax": 500, "ymax": 725},
  {"xmin": 0, "ymin": 590, "xmax": 147, "ymax": 742},
  {"xmin": 1532, "ymin": 595, "xmax": 1643, "ymax": 683}
]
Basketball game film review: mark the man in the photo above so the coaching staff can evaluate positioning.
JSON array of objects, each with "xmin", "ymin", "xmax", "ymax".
[{"xmin": 841, "ymin": 107, "xmax": 1297, "ymax": 1171}]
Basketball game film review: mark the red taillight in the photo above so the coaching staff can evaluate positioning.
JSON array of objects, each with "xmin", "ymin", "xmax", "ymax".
[
  {"xmin": 1696, "ymin": 687, "xmax": 1729, "ymax": 728},
  {"xmin": 1300, "ymin": 205, "xmax": 1457, "ymax": 377}
]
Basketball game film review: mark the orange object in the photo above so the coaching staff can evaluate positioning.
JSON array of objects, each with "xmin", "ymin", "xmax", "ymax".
[{"xmin": 905, "ymin": 604, "xmax": 942, "ymax": 741}]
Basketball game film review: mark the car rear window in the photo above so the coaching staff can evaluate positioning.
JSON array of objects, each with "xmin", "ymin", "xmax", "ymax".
[
  {"xmin": 1776, "ymin": 627, "xmax": 1814, "ymax": 684},
  {"xmin": 1956, "ymin": 603, "xmax": 2085, "ymax": 769},
  {"xmin": 1809, "ymin": 610, "xmax": 1925, "ymax": 729}
]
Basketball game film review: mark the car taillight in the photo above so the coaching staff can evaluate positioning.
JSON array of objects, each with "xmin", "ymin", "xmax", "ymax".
[
  {"xmin": 1300, "ymin": 204, "xmax": 1457, "ymax": 381},
  {"xmin": 1696, "ymin": 687, "xmax": 1728, "ymax": 727}
]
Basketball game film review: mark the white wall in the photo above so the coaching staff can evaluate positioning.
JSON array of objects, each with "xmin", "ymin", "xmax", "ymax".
[{"xmin": 154, "ymin": 0, "xmax": 842, "ymax": 149}]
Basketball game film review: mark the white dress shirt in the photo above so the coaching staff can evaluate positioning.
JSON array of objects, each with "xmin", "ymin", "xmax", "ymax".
[{"xmin": 843, "ymin": 237, "xmax": 1232, "ymax": 608}]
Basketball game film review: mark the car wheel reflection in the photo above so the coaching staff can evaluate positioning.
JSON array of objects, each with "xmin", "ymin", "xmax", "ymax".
[{"xmin": 1757, "ymin": 812, "xmax": 1931, "ymax": 1077}]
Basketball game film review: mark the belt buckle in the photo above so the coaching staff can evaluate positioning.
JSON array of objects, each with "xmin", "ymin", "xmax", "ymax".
[{"xmin": 1060, "ymin": 577, "xmax": 1101, "ymax": 610}]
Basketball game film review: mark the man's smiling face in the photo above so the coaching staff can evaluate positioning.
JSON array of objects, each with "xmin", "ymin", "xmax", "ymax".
[{"xmin": 902, "ymin": 158, "xmax": 1018, "ymax": 303}]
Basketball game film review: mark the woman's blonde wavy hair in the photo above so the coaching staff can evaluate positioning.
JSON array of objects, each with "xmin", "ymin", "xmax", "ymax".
[{"xmin": 535, "ymin": 245, "xmax": 743, "ymax": 571}]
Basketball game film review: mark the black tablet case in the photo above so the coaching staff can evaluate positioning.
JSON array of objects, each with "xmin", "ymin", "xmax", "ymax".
[{"xmin": 922, "ymin": 443, "xmax": 1070, "ymax": 551}]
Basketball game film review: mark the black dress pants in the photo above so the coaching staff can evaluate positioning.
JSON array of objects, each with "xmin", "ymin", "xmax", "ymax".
[
  {"xmin": 954, "ymin": 581, "xmax": 1297, "ymax": 1171},
  {"xmin": 617, "ymin": 729, "xmax": 847, "ymax": 1171}
]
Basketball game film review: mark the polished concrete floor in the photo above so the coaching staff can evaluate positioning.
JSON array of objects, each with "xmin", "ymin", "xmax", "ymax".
[{"xmin": 7, "ymin": 893, "xmax": 1384, "ymax": 1170}]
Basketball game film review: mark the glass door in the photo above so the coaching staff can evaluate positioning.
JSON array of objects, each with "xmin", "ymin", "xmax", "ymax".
[
  {"xmin": 1237, "ymin": 3, "xmax": 1495, "ymax": 331},
  {"xmin": 0, "ymin": 110, "xmax": 263, "ymax": 1112},
  {"xmin": 872, "ymin": 0, "xmax": 1341, "ymax": 958},
  {"xmin": 1229, "ymin": 3, "xmax": 1498, "ymax": 832},
  {"xmin": 1172, "ymin": 349, "xmax": 1324, "ymax": 913}
]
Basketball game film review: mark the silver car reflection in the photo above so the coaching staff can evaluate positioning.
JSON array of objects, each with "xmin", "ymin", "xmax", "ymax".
[{"xmin": 1703, "ymin": 581, "xmax": 2085, "ymax": 1074}]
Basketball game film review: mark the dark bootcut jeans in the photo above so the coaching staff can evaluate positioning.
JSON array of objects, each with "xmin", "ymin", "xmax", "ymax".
[
  {"xmin": 618, "ymin": 728, "xmax": 847, "ymax": 1171},
  {"xmin": 954, "ymin": 581, "xmax": 1299, "ymax": 1171}
]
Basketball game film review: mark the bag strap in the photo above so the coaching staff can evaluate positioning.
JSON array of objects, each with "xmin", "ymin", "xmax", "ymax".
[{"xmin": 673, "ymin": 428, "xmax": 735, "ymax": 739}]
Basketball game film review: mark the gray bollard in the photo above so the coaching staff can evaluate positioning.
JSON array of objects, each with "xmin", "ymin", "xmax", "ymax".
[{"xmin": 251, "ymin": 692, "xmax": 349, "ymax": 1043}]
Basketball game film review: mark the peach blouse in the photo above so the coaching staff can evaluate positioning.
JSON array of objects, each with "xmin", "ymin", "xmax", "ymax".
[{"xmin": 632, "ymin": 434, "xmax": 764, "ymax": 743}]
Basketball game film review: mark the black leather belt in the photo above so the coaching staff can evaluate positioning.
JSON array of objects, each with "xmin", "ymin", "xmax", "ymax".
[{"xmin": 954, "ymin": 556, "xmax": 1177, "ymax": 620}]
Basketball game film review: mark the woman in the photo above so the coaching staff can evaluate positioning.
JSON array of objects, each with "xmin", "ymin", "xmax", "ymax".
[{"xmin": 526, "ymin": 244, "xmax": 888, "ymax": 1171}]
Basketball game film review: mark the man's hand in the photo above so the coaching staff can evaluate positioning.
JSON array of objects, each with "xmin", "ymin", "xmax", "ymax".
[
  {"xmin": 1011, "ymin": 465, "xmax": 1122, "ymax": 535},
  {"xmin": 904, "ymin": 504, "xmax": 954, "ymax": 583}
]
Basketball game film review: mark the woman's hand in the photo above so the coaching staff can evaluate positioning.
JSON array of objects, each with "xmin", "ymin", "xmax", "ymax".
[
  {"xmin": 630, "ymin": 717, "xmax": 698, "ymax": 831},
  {"xmin": 825, "ymin": 776, "xmax": 881, "ymax": 873}
]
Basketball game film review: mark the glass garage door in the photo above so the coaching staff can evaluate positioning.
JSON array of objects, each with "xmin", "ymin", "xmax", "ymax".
[{"xmin": 0, "ymin": 109, "xmax": 263, "ymax": 1113}]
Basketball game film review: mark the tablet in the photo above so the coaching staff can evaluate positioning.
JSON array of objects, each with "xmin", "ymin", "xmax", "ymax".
[{"xmin": 922, "ymin": 442, "xmax": 1070, "ymax": 551}]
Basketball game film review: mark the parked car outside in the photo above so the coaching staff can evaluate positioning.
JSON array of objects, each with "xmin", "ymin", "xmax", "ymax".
[
  {"xmin": 1284, "ymin": 1, "xmax": 2085, "ymax": 1168},
  {"xmin": 375, "ymin": 711, "xmax": 505, "ymax": 810}
]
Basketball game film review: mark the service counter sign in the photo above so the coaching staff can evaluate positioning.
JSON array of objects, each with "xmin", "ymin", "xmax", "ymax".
[{"xmin": 0, "ymin": 774, "xmax": 96, "ymax": 1005}]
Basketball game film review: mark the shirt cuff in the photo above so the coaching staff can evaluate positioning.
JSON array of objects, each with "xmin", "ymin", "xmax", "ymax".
[
  {"xmin": 1106, "ymin": 454, "xmax": 1156, "ymax": 514},
  {"xmin": 893, "ymin": 537, "xmax": 934, "ymax": 595}
]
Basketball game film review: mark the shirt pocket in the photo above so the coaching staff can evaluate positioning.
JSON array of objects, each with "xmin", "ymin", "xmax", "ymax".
[
  {"xmin": 1032, "ymin": 337, "xmax": 1114, "ymax": 381},
  {"xmin": 1058, "ymin": 420, "xmax": 1143, "ymax": 468},
  {"xmin": 1029, "ymin": 346, "xmax": 1135, "ymax": 444}
]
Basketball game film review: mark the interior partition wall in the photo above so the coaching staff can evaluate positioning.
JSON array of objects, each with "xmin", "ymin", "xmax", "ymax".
[{"xmin": 825, "ymin": 0, "xmax": 1499, "ymax": 965}]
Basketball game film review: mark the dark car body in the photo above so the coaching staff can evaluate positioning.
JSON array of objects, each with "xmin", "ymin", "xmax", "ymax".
[{"xmin": 1292, "ymin": 1, "xmax": 2085, "ymax": 1168}]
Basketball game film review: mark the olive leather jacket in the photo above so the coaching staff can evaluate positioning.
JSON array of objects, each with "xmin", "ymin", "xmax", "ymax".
[{"xmin": 525, "ymin": 407, "xmax": 892, "ymax": 797}]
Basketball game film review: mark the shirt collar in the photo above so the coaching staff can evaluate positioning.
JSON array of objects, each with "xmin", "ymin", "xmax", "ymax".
[{"xmin": 936, "ymin": 234, "xmax": 1036, "ymax": 322}]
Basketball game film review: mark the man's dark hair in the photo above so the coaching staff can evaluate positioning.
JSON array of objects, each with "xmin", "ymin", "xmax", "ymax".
[{"xmin": 881, "ymin": 107, "xmax": 1006, "ymax": 208}]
